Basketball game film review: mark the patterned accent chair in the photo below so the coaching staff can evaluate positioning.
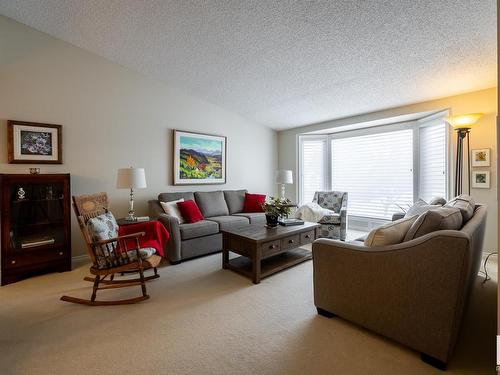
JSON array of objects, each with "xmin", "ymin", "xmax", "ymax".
[{"xmin": 313, "ymin": 191, "xmax": 348, "ymax": 241}]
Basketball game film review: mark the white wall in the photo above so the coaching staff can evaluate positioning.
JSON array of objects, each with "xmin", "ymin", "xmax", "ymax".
[
  {"xmin": 279, "ymin": 88, "xmax": 498, "ymax": 253},
  {"xmin": 0, "ymin": 16, "xmax": 277, "ymax": 256}
]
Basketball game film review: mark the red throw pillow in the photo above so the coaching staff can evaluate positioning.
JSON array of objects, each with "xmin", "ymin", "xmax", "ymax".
[
  {"xmin": 177, "ymin": 200, "xmax": 204, "ymax": 223},
  {"xmin": 243, "ymin": 193, "xmax": 266, "ymax": 213}
]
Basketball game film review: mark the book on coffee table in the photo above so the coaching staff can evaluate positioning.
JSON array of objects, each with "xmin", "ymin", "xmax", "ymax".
[{"xmin": 279, "ymin": 218, "xmax": 304, "ymax": 226}]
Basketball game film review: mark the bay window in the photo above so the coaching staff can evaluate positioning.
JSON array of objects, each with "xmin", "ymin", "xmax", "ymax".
[{"xmin": 299, "ymin": 116, "xmax": 449, "ymax": 222}]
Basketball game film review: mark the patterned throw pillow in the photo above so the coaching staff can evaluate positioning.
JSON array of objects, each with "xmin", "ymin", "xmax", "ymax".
[{"xmin": 87, "ymin": 212, "xmax": 119, "ymax": 242}]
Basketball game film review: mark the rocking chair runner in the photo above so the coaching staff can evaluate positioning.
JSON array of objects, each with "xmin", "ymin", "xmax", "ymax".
[{"xmin": 61, "ymin": 192, "xmax": 162, "ymax": 306}]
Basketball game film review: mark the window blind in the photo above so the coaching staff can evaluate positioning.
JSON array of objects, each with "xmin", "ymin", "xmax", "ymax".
[
  {"xmin": 300, "ymin": 138, "xmax": 326, "ymax": 203},
  {"xmin": 419, "ymin": 123, "xmax": 446, "ymax": 202},
  {"xmin": 331, "ymin": 129, "xmax": 414, "ymax": 220}
]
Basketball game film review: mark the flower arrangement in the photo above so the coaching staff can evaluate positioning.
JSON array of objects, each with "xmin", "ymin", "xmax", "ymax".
[{"xmin": 262, "ymin": 197, "xmax": 292, "ymax": 227}]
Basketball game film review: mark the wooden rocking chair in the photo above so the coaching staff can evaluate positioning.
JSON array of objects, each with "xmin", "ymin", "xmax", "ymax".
[{"xmin": 60, "ymin": 192, "xmax": 161, "ymax": 306}]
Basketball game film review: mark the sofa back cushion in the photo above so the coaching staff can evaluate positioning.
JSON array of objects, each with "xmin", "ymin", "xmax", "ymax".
[
  {"xmin": 404, "ymin": 199, "xmax": 440, "ymax": 218},
  {"xmin": 404, "ymin": 206, "xmax": 463, "ymax": 241},
  {"xmin": 429, "ymin": 196, "xmax": 447, "ymax": 206},
  {"xmin": 364, "ymin": 215, "xmax": 418, "ymax": 247},
  {"xmin": 224, "ymin": 189, "xmax": 248, "ymax": 214},
  {"xmin": 194, "ymin": 191, "xmax": 229, "ymax": 217},
  {"xmin": 159, "ymin": 192, "xmax": 194, "ymax": 203},
  {"xmin": 444, "ymin": 194, "xmax": 475, "ymax": 223}
]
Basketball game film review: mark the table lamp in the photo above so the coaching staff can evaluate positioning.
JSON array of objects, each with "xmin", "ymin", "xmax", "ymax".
[
  {"xmin": 116, "ymin": 167, "xmax": 147, "ymax": 221},
  {"xmin": 446, "ymin": 113, "xmax": 483, "ymax": 196},
  {"xmin": 275, "ymin": 169, "xmax": 293, "ymax": 199}
]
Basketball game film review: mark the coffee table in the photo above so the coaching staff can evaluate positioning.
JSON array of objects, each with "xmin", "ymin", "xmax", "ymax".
[{"xmin": 221, "ymin": 222, "xmax": 320, "ymax": 284}]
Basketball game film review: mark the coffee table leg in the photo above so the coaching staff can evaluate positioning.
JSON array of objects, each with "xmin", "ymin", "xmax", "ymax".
[
  {"xmin": 222, "ymin": 236, "xmax": 229, "ymax": 269},
  {"xmin": 252, "ymin": 250, "xmax": 261, "ymax": 284}
]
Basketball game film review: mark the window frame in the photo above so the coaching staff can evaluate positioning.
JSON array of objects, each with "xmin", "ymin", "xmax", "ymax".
[{"xmin": 298, "ymin": 113, "xmax": 450, "ymax": 223}]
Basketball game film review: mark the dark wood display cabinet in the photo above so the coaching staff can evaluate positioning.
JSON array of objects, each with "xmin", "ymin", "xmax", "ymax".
[{"xmin": 1, "ymin": 174, "xmax": 71, "ymax": 285}]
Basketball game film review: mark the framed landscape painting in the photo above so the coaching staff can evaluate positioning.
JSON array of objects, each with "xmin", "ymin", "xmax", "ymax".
[
  {"xmin": 173, "ymin": 130, "xmax": 226, "ymax": 185},
  {"xmin": 8, "ymin": 120, "xmax": 62, "ymax": 164}
]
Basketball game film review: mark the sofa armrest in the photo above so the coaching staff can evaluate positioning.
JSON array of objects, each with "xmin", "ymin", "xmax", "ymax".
[
  {"xmin": 148, "ymin": 200, "xmax": 164, "ymax": 219},
  {"xmin": 313, "ymin": 231, "xmax": 471, "ymax": 363},
  {"xmin": 155, "ymin": 212, "xmax": 181, "ymax": 263}
]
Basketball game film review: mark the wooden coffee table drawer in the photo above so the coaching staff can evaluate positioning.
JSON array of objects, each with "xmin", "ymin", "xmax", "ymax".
[
  {"xmin": 261, "ymin": 240, "xmax": 281, "ymax": 258},
  {"xmin": 300, "ymin": 230, "xmax": 315, "ymax": 245},
  {"xmin": 281, "ymin": 234, "xmax": 300, "ymax": 250}
]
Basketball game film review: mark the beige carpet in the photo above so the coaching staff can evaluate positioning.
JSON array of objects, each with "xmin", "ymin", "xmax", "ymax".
[{"xmin": 0, "ymin": 250, "xmax": 496, "ymax": 375}]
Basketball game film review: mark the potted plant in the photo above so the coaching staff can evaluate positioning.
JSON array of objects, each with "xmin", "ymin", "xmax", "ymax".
[{"xmin": 262, "ymin": 197, "xmax": 292, "ymax": 227}]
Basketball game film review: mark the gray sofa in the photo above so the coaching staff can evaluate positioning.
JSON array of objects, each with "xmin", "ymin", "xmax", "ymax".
[
  {"xmin": 312, "ymin": 204, "xmax": 486, "ymax": 369},
  {"xmin": 149, "ymin": 190, "xmax": 265, "ymax": 263}
]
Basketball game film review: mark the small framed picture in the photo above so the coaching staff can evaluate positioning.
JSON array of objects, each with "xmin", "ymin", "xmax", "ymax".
[
  {"xmin": 7, "ymin": 120, "xmax": 62, "ymax": 164},
  {"xmin": 471, "ymin": 148, "xmax": 490, "ymax": 167},
  {"xmin": 471, "ymin": 170, "xmax": 490, "ymax": 189}
]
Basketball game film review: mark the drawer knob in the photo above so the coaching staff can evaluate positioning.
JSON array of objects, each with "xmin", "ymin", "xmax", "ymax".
[
  {"xmin": 289, "ymin": 239, "xmax": 294, "ymax": 244},
  {"xmin": 11, "ymin": 260, "xmax": 16, "ymax": 264},
  {"xmin": 305, "ymin": 235, "xmax": 310, "ymax": 239},
  {"xmin": 270, "ymin": 245, "xmax": 276, "ymax": 249},
  {"xmin": 59, "ymin": 252, "xmax": 63, "ymax": 256}
]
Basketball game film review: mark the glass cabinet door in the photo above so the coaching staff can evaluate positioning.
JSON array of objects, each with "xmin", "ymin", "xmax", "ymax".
[{"xmin": 8, "ymin": 182, "xmax": 66, "ymax": 253}]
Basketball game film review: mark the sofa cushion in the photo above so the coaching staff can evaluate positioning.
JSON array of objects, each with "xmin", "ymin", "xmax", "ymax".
[
  {"xmin": 179, "ymin": 220, "xmax": 219, "ymax": 240},
  {"xmin": 404, "ymin": 199, "xmax": 440, "ymax": 218},
  {"xmin": 195, "ymin": 191, "xmax": 229, "ymax": 217},
  {"xmin": 404, "ymin": 207, "xmax": 463, "ymax": 241},
  {"xmin": 224, "ymin": 190, "xmax": 247, "ymax": 214},
  {"xmin": 233, "ymin": 212, "xmax": 266, "ymax": 224},
  {"xmin": 177, "ymin": 200, "xmax": 204, "ymax": 223},
  {"xmin": 364, "ymin": 215, "xmax": 418, "ymax": 247},
  {"xmin": 429, "ymin": 197, "xmax": 447, "ymax": 206},
  {"xmin": 158, "ymin": 192, "xmax": 194, "ymax": 203},
  {"xmin": 444, "ymin": 194, "xmax": 475, "ymax": 223},
  {"xmin": 318, "ymin": 213, "xmax": 341, "ymax": 224},
  {"xmin": 206, "ymin": 215, "xmax": 249, "ymax": 231},
  {"xmin": 243, "ymin": 193, "xmax": 266, "ymax": 212},
  {"xmin": 160, "ymin": 198, "xmax": 185, "ymax": 224}
]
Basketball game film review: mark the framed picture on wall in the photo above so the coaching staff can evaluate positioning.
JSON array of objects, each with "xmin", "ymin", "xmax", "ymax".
[
  {"xmin": 471, "ymin": 170, "xmax": 490, "ymax": 189},
  {"xmin": 173, "ymin": 130, "xmax": 227, "ymax": 185},
  {"xmin": 7, "ymin": 120, "xmax": 62, "ymax": 164},
  {"xmin": 471, "ymin": 148, "xmax": 490, "ymax": 167}
]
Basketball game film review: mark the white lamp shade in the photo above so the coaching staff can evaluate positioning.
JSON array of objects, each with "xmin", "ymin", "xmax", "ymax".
[
  {"xmin": 117, "ymin": 167, "xmax": 147, "ymax": 189},
  {"xmin": 275, "ymin": 169, "xmax": 293, "ymax": 184}
]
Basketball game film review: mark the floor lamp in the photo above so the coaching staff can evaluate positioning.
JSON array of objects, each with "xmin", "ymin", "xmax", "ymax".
[{"xmin": 447, "ymin": 113, "xmax": 483, "ymax": 196}]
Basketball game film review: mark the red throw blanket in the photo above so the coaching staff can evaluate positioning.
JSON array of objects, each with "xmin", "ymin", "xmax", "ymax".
[{"xmin": 118, "ymin": 221, "xmax": 169, "ymax": 257}]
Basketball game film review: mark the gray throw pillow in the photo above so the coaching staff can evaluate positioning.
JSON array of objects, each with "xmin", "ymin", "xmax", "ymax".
[
  {"xmin": 444, "ymin": 194, "xmax": 475, "ymax": 223},
  {"xmin": 404, "ymin": 207, "xmax": 463, "ymax": 241},
  {"xmin": 404, "ymin": 199, "xmax": 440, "ymax": 218},
  {"xmin": 364, "ymin": 215, "xmax": 418, "ymax": 247}
]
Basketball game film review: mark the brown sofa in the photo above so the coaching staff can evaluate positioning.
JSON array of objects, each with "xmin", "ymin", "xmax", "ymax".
[{"xmin": 312, "ymin": 204, "xmax": 486, "ymax": 370}]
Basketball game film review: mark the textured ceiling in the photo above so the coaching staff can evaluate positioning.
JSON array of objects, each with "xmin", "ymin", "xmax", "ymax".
[{"xmin": 0, "ymin": 0, "xmax": 496, "ymax": 130}]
